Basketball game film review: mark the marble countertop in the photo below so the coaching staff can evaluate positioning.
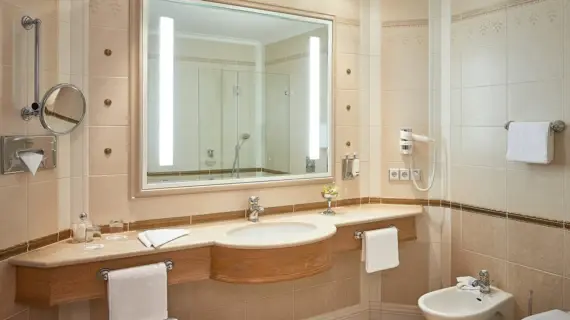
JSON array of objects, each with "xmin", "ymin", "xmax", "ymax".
[{"xmin": 9, "ymin": 203, "xmax": 423, "ymax": 268}]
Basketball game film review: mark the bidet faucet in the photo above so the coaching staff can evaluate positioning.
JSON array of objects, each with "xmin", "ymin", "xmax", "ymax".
[
  {"xmin": 247, "ymin": 196, "xmax": 264, "ymax": 222},
  {"xmin": 473, "ymin": 270, "xmax": 491, "ymax": 294}
]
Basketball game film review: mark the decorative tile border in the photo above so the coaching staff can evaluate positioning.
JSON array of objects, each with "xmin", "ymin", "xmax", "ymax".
[{"xmin": 2, "ymin": 196, "xmax": 566, "ymax": 261}]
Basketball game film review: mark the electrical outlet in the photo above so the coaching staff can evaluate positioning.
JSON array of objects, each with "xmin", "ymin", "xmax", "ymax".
[
  {"xmin": 389, "ymin": 168, "xmax": 400, "ymax": 181},
  {"xmin": 412, "ymin": 169, "xmax": 422, "ymax": 181},
  {"xmin": 400, "ymin": 168, "xmax": 410, "ymax": 180}
]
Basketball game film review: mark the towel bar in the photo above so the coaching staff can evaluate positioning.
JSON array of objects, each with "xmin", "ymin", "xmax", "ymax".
[
  {"xmin": 97, "ymin": 260, "xmax": 174, "ymax": 281},
  {"xmin": 354, "ymin": 225, "xmax": 397, "ymax": 240},
  {"xmin": 504, "ymin": 120, "xmax": 566, "ymax": 133}
]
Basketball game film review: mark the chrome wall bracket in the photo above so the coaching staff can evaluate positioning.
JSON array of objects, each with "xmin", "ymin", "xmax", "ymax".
[
  {"xmin": 97, "ymin": 260, "xmax": 174, "ymax": 281},
  {"xmin": 20, "ymin": 16, "xmax": 42, "ymax": 121},
  {"xmin": 504, "ymin": 120, "xmax": 566, "ymax": 133}
]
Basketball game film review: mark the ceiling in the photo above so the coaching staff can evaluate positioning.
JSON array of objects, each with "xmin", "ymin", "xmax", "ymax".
[{"xmin": 148, "ymin": 0, "xmax": 327, "ymax": 44}]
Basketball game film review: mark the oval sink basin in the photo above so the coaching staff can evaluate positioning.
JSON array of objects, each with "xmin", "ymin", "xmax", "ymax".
[
  {"xmin": 228, "ymin": 222, "xmax": 317, "ymax": 238},
  {"xmin": 216, "ymin": 221, "xmax": 335, "ymax": 249},
  {"xmin": 418, "ymin": 287, "xmax": 514, "ymax": 320}
]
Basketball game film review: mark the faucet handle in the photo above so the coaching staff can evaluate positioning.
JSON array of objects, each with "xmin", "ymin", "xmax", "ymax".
[
  {"xmin": 479, "ymin": 270, "xmax": 489, "ymax": 281},
  {"xmin": 249, "ymin": 196, "xmax": 259, "ymax": 205}
]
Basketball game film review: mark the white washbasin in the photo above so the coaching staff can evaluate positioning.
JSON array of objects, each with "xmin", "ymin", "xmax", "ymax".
[
  {"xmin": 228, "ymin": 222, "xmax": 317, "ymax": 238},
  {"xmin": 418, "ymin": 287, "xmax": 514, "ymax": 320},
  {"xmin": 216, "ymin": 221, "xmax": 336, "ymax": 249}
]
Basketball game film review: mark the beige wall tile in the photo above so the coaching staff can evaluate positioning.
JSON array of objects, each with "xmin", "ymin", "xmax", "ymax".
[
  {"xmin": 0, "ymin": 184, "xmax": 28, "ymax": 248},
  {"xmin": 507, "ymin": 263, "xmax": 563, "ymax": 319},
  {"xmin": 335, "ymin": 126, "xmax": 360, "ymax": 162},
  {"xmin": 189, "ymin": 303, "xmax": 245, "ymax": 320},
  {"xmin": 336, "ymin": 90, "xmax": 359, "ymax": 126},
  {"xmin": 332, "ymin": 251, "xmax": 361, "ymax": 279},
  {"xmin": 564, "ymin": 278, "xmax": 570, "ymax": 311},
  {"xmin": 336, "ymin": 53, "xmax": 359, "ymax": 90},
  {"xmin": 461, "ymin": 85, "xmax": 506, "ymax": 126},
  {"xmin": 89, "ymin": 0, "xmax": 129, "ymax": 29},
  {"xmin": 7, "ymin": 310, "xmax": 28, "ymax": 320},
  {"xmin": 89, "ymin": 126, "xmax": 129, "ymax": 175},
  {"xmin": 381, "ymin": 26, "xmax": 429, "ymax": 91},
  {"xmin": 457, "ymin": 127, "xmax": 506, "ymax": 168},
  {"xmin": 508, "ymin": 80, "xmax": 563, "ymax": 121},
  {"xmin": 89, "ymin": 27, "xmax": 129, "ymax": 77},
  {"xmin": 246, "ymin": 292, "xmax": 294, "ymax": 320},
  {"xmin": 29, "ymin": 307, "xmax": 58, "ymax": 320},
  {"xmin": 382, "ymin": 89, "xmax": 429, "ymax": 128},
  {"xmin": 28, "ymin": 180, "xmax": 58, "ymax": 239},
  {"xmin": 450, "ymin": 165, "xmax": 506, "ymax": 211},
  {"xmin": 57, "ymin": 178, "xmax": 71, "ymax": 231},
  {"xmin": 382, "ymin": 242, "xmax": 430, "ymax": 305},
  {"xmin": 89, "ymin": 77, "xmax": 129, "ymax": 126},
  {"xmin": 461, "ymin": 211, "xmax": 506, "ymax": 259},
  {"xmin": 58, "ymin": 301, "xmax": 90, "ymax": 320},
  {"xmin": 507, "ymin": 219, "xmax": 564, "ymax": 275},
  {"xmin": 565, "ymin": 231, "xmax": 570, "ymax": 278},
  {"xmin": 416, "ymin": 207, "xmax": 445, "ymax": 244},
  {"xmin": 507, "ymin": 0, "xmax": 563, "ymax": 83},
  {"xmin": 89, "ymin": 175, "xmax": 130, "ymax": 224},
  {"xmin": 1, "ymin": 66, "xmax": 27, "ymax": 135},
  {"xmin": 330, "ymin": 277, "xmax": 361, "ymax": 311},
  {"xmin": 294, "ymin": 282, "xmax": 333, "ymax": 320},
  {"xmin": 0, "ymin": 262, "xmax": 26, "ymax": 320},
  {"xmin": 336, "ymin": 23, "xmax": 360, "ymax": 55},
  {"xmin": 506, "ymin": 169, "xmax": 564, "ymax": 221}
]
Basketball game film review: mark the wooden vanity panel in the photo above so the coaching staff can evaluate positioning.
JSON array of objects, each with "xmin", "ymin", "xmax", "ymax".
[
  {"xmin": 13, "ymin": 216, "xmax": 417, "ymax": 307},
  {"xmin": 15, "ymin": 247, "xmax": 211, "ymax": 307},
  {"xmin": 211, "ymin": 239, "xmax": 333, "ymax": 284},
  {"xmin": 332, "ymin": 217, "xmax": 417, "ymax": 253}
]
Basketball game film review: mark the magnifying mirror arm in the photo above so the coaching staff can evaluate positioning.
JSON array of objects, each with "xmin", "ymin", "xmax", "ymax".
[{"xmin": 20, "ymin": 16, "xmax": 42, "ymax": 121}]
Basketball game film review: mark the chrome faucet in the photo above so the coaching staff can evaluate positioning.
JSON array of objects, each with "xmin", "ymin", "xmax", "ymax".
[
  {"xmin": 247, "ymin": 196, "xmax": 264, "ymax": 222},
  {"xmin": 473, "ymin": 270, "xmax": 491, "ymax": 294}
]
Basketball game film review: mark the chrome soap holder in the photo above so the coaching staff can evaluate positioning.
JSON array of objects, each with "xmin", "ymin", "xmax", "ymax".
[
  {"xmin": 0, "ymin": 136, "xmax": 57, "ymax": 174},
  {"xmin": 342, "ymin": 153, "xmax": 359, "ymax": 180}
]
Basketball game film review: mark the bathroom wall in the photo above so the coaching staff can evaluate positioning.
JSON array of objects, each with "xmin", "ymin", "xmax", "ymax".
[
  {"xmin": 0, "ymin": 0, "xmax": 88, "ymax": 319},
  {"xmin": 0, "ymin": 0, "xmax": 451, "ymax": 319},
  {"xmin": 449, "ymin": 0, "xmax": 570, "ymax": 318}
]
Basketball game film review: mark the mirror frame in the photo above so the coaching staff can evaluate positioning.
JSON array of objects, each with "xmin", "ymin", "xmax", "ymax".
[
  {"xmin": 40, "ymin": 83, "xmax": 87, "ymax": 135},
  {"xmin": 129, "ymin": 0, "xmax": 336, "ymax": 198}
]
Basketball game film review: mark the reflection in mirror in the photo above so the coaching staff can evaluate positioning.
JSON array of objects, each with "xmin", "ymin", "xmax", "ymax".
[
  {"xmin": 40, "ymin": 84, "xmax": 86, "ymax": 135},
  {"xmin": 143, "ymin": 0, "xmax": 332, "ymax": 188}
]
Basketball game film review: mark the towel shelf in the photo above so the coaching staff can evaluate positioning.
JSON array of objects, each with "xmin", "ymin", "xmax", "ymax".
[
  {"xmin": 504, "ymin": 120, "xmax": 566, "ymax": 133},
  {"xmin": 97, "ymin": 259, "xmax": 174, "ymax": 281}
]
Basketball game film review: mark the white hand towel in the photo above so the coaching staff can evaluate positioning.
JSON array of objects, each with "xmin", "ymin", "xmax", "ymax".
[
  {"xmin": 361, "ymin": 227, "xmax": 399, "ymax": 273},
  {"xmin": 138, "ymin": 229, "xmax": 189, "ymax": 248},
  {"xmin": 108, "ymin": 262, "xmax": 168, "ymax": 320},
  {"xmin": 506, "ymin": 122, "xmax": 553, "ymax": 164}
]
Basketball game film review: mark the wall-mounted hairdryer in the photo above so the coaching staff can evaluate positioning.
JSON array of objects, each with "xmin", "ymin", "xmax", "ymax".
[{"xmin": 400, "ymin": 128, "xmax": 435, "ymax": 155}]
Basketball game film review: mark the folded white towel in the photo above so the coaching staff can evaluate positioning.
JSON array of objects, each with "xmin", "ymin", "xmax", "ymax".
[
  {"xmin": 456, "ymin": 276, "xmax": 478, "ymax": 290},
  {"xmin": 138, "ymin": 229, "xmax": 189, "ymax": 248},
  {"xmin": 506, "ymin": 122, "xmax": 553, "ymax": 164}
]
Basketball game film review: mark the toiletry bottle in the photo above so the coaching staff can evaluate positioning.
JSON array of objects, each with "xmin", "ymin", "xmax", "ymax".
[{"xmin": 72, "ymin": 212, "xmax": 93, "ymax": 243}]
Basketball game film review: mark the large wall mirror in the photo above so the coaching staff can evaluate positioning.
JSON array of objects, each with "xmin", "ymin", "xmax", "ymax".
[{"xmin": 139, "ymin": 0, "xmax": 333, "ymax": 191}]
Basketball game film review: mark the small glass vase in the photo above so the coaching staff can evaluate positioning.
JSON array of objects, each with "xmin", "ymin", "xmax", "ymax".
[{"xmin": 321, "ymin": 192, "xmax": 337, "ymax": 215}]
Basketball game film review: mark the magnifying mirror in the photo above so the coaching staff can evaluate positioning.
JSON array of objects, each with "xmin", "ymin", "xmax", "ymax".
[{"xmin": 39, "ymin": 84, "xmax": 86, "ymax": 135}]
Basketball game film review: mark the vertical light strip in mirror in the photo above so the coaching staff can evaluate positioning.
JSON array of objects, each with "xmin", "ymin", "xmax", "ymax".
[
  {"xmin": 159, "ymin": 16, "xmax": 174, "ymax": 166},
  {"xmin": 308, "ymin": 36, "xmax": 320, "ymax": 160}
]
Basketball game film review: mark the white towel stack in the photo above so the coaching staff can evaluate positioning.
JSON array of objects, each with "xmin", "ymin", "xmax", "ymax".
[
  {"xmin": 361, "ymin": 227, "xmax": 399, "ymax": 273},
  {"xmin": 506, "ymin": 122, "xmax": 553, "ymax": 164},
  {"xmin": 138, "ymin": 229, "xmax": 189, "ymax": 248},
  {"xmin": 108, "ymin": 263, "xmax": 169, "ymax": 320}
]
